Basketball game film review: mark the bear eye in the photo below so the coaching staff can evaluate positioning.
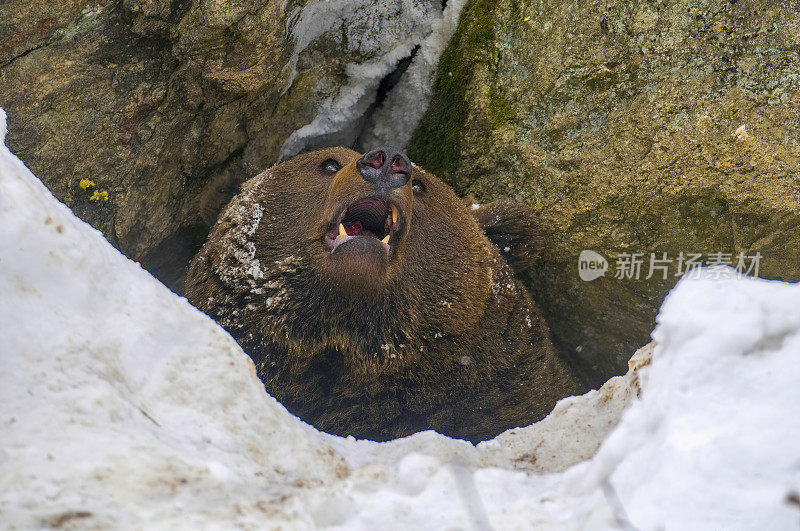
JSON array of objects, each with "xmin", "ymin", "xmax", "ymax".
[
  {"xmin": 411, "ymin": 179, "xmax": 425, "ymax": 194},
  {"xmin": 320, "ymin": 158, "xmax": 341, "ymax": 174}
]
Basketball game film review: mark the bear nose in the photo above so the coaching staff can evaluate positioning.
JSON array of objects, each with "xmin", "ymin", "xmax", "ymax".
[{"xmin": 356, "ymin": 147, "xmax": 412, "ymax": 190}]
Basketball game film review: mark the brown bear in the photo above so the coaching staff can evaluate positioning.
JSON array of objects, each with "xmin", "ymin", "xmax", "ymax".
[{"xmin": 185, "ymin": 146, "xmax": 584, "ymax": 443}]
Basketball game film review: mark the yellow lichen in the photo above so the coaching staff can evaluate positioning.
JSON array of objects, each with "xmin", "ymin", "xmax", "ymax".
[
  {"xmin": 89, "ymin": 190, "xmax": 109, "ymax": 201},
  {"xmin": 79, "ymin": 178, "xmax": 96, "ymax": 189}
]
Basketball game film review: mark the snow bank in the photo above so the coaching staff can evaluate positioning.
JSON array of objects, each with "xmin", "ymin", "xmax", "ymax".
[
  {"xmin": 0, "ymin": 108, "xmax": 342, "ymax": 528},
  {"xmin": 591, "ymin": 272, "xmax": 800, "ymax": 528},
  {"xmin": 1, "ymin": 108, "xmax": 799, "ymax": 528}
]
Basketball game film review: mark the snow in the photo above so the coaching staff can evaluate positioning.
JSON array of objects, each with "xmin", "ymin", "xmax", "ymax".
[
  {"xmin": 1, "ymin": 107, "xmax": 799, "ymax": 528},
  {"xmin": 599, "ymin": 272, "xmax": 800, "ymax": 528},
  {"xmin": 280, "ymin": 0, "xmax": 467, "ymax": 158},
  {"xmin": 357, "ymin": 0, "xmax": 468, "ymax": 150},
  {"xmin": 215, "ymin": 189, "xmax": 266, "ymax": 286}
]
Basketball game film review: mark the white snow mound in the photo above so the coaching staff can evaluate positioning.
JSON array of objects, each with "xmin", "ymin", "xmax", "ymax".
[{"xmin": 1, "ymin": 107, "xmax": 798, "ymax": 529}]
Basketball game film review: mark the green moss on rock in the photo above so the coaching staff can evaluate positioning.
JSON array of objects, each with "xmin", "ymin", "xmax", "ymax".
[
  {"xmin": 410, "ymin": 0, "xmax": 800, "ymax": 385},
  {"xmin": 407, "ymin": 0, "xmax": 497, "ymax": 178}
]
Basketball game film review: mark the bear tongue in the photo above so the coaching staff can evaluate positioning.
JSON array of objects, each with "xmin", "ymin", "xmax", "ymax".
[{"xmin": 344, "ymin": 221, "xmax": 363, "ymax": 236}]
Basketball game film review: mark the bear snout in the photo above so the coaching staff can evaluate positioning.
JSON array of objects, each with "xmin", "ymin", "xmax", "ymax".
[{"xmin": 356, "ymin": 147, "xmax": 411, "ymax": 190}]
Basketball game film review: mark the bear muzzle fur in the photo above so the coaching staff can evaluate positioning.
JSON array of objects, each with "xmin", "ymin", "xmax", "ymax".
[{"xmin": 320, "ymin": 148, "xmax": 413, "ymax": 292}]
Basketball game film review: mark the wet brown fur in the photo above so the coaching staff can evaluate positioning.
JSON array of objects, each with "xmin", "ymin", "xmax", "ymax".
[{"xmin": 186, "ymin": 147, "xmax": 584, "ymax": 443}]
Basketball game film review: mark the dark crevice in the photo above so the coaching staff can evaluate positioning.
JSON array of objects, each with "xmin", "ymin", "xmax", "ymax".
[
  {"xmin": 140, "ymin": 224, "xmax": 208, "ymax": 295},
  {"xmin": 0, "ymin": 44, "xmax": 46, "ymax": 69},
  {"xmin": 375, "ymin": 46, "xmax": 419, "ymax": 107},
  {"xmin": 353, "ymin": 45, "xmax": 420, "ymax": 151},
  {"xmin": 141, "ymin": 137, "xmax": 256, "ymax": 294}
]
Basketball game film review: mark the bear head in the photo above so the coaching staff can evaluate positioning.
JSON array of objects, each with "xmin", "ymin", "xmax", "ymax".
[{"xmin": 186, "ymin": 146, "xmax": 580, "ymax": 441}]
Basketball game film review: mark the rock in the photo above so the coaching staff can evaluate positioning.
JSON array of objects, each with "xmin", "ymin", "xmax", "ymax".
[
  {"xmin": 6, "ymin": 0, "xmax": 799, "ymax": 388},
  {"xmin": 408, "ymin": 0, "xmax": 800, "ymax": 384},
  {"xmin": 0, "ymin": 0, "xmax": 466, "ymax": 292}
]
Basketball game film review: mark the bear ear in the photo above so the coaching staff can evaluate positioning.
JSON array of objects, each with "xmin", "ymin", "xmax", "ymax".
[
  {"xmin": 469, "ymin": 199, "xmax": 543, "ymax": 273},
  {"xmin": 197, "ymin": 162, "xmax": 260, "ymax": 227}
]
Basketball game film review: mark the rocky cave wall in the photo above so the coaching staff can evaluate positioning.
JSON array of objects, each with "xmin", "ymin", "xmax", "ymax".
[
  {"xmin": 2, "ymin": 0, "xmax": 799, "ymax": 384},
  {"xmin": 409, "ymin": 0, "xmax": 800, "ymax": 383},
  {"xmin": 0, "ymin": 0, "xmax": 462, "ymax": 290}
]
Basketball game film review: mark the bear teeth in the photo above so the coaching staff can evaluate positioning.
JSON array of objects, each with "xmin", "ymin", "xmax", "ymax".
[{"xmin": 325, "ymin": 198, "xmax": 401, "ymax": 256}]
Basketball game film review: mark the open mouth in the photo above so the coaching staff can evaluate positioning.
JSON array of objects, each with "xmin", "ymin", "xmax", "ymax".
[{"xmin": 324, "ymin": 197, "xmax": 403, "ymax": 257}]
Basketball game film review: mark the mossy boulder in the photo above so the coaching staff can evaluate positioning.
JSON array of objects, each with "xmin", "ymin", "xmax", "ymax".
[
  {"xmin": 409, "ymin": 0, "xmax": 800, "ymax": 385},
  {"xmin": 0, "ymin": 0, "xmax": 318, "ymax": 290}
]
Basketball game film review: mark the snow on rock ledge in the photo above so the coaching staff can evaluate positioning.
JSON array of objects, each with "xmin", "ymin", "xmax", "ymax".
[
  {"xmin": 279, "ymin": 0, "xmax": 468, "ymax": 158},
  {"xmin": 1, "ymin": 108, "xmax": 798, "ymax": 528}
]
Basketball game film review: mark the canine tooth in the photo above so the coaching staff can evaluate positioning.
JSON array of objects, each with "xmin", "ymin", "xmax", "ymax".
[
  {"xmin": 381, "ymin": 234, "xmax": 390, "ymax": 244},
  {"xmin": 339, "ymin": 223, "xmax": 347, "ymax": 236},
  {"xmin": 391, "ymin": 203, "xmax": 398, "ymax": 224}
]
